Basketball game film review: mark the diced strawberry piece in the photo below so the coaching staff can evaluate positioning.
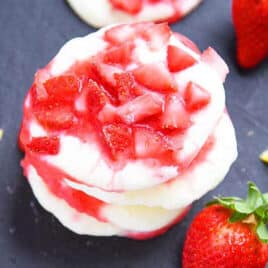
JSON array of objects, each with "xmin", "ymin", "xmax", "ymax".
[
  {"xmin": 167, "ymin": 45, "xmax": 197, "ymax": 72},
  {"xmin": 167, "ymin": 132, "xmax": 184, "ymax": 151},
  {"xmin": 92, "ymin": 62, "xmax": 117, "ymax": 87},
  {"xmin": 92, "ymin": 61, "xmax": 122, "ymax": 99},
  {"xmin": 31, "ymin": 84, "xmax": 48, "ymax": 104},
  {"xmin": 35, "ymin": 106, "xmax": 75, "ymax": 130},
  {"xmin": 141, "ymin": 114, "xmax": 162, "ymax": 131},
  {"xmin": 98, "ymin": 104, "xmax": 119, "ymax": 123},
  {"xmin": 103, "ymin": 43, "xmax": 134, "ymax": 66},
  {"xmin": 134, "ymin": 127, "xmax": 171, "ymax": 158},
  {"xmin": 132, "ymin": 64, "xmax": 177, "ymax": 93},
  {"xmin": 68, "ymin": 61, "xmax": 99, "ymax": 82},
  {"xmin": 44, "ymin": 75, "xmax": 80, "ymax": 101},
  {"xmin": 32, "ymin": 75, "xmax": 80, "ymax": 111},
  {"xmin": 109, "ymin": 0, "xmax": 142, "ymax": 15},
  {"xmin": 104, "ymin": 24, "xmax": 137, "ymax": 45},
  {"xmin": 118, "ymin": 93, "xmax": 163, "ymax": 123},
  {"xmin": 102, "ymin": 123, "xmax": 133, "ymax": 159},
  {"xmin": 104, "ymin": 23, "xmax": 153, "ymax": 45},
  {"xmin": 174, "ymin": 33, "xmax": 201, "ymax": 55},
  {"xmin": 33, "ymin": 69, "xmax": 51, "ymax": 100},
  {"xmin": 201, "ymin": 47, "xmax": 229, "ymax": 82},
  {"xmin": 161, "ymin": 94, "xmax": 191, "ymax": 129},
  {"xmin": 27, "ymin": 136, "xmax": 60, "ymax": 155},
  {"xmin": 141, "ymin": 23, "xmax": 172, "ymax": 50},
  {"xmin": 86, "ymin": 79, "xmax": 110, "ymax": 112},
  {"xmin": 184, "ymin": 82, "xmax": 211, "ymax": 111},
  {"xmin": 113, "ymin": 72, "xmax": 136, "ymax": 103},
  {"xmin": 30, "ymin": 84, "xmax": 48, "ymax": 108}
]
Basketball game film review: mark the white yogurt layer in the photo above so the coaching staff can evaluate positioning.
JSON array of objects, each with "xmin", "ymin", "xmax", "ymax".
[
  {"xmin": 66, "ymin": 0, "xmax": 200, "ymax": 28},
  {"xmin": 64, "ymin": 113, "xmax": 237, "ymax": 209},
  {"xmin": 44, "ymin": 136, "xmax": 178, "ymax": 191}
]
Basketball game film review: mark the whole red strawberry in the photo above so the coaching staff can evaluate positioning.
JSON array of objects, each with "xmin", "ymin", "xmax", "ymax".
[
  {"xmin": 183, "ymin": 182, "xmax": 268, "ymax": 268},
  {"xmin": 233, "ymin": 0, "xmax": 268, "ymax": 68}
]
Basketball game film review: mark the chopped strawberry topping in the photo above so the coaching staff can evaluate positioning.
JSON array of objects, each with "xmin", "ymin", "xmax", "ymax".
[
  {"xmin": 104, "ymin": 24, "xmax": 137, "ymax": 45},
  {"xmin": 184, "ymin": 82, "xmax": 211, "ymax": 111},
  {"xmin": 104, "ymin": 22, "xmax": 154, "ymax": 44},
  {"xmin": 102, "ymin": 123, "xmax": 133, "ymax": 159},
  {"xmin": 24, "ymin": 23, "xmax": 214, "ymax": 167},
  {"xmin": 132, "ymin": 64, "xmax": 176, "ymax": 93},
  {"xmin": 34, "ymin": 106, "xmax": 75, "ymax": 131},
  {"xmin": 31, "ymin": 84, "xmax": 48, "ymax": 104},
  {"xmin": 113, "ymin": 72, "xmax": 136, "ymax": 103},
  {"xmin": 92, "ymin": 62, "xmax": 122, "ymax": 99},
  {"xmin": 86, "ymin": 79, "xmax": 110, "ymax": 112},
  {"xmin": 105, "ymin": 22, "xmax": 171, "ymax": 50},
  {"xmin": 32, "ymin": 75, "xmax": 80, "ymax": 108},
  {"xmin": 44, "ymin": 75, "xmax": 80, "ymax": 98},
  {"xmin": 134, "ymin": 127, "xmax": 171, "ymax": 159},
  {"xmin": 98, "ymin": 104, "xmax": 119, "ymax": 124},
  {"xmin": 167, "ymin": 45, "xmax": 196, "ymax": 72},
  {"xmin": 103, "ymin": 43, "xmax": 134, "ymax": 66},
  {"xmin": 27, "ymin": 136, "xmax": 60, "ymax": 155},
  {"xmin": 141, "ymin": 23, "xmax": 171, "ymax": 50},
  {"xmin": 161, "ymin": 94, "xmax": 191, "ymax": 129},
  {"xmin": 109, "ymin": 0, "xmax": 143, "ymax": 15},
  {"xmin": 92, "ymin": 62, "xmax": 118, "ymax": 86},
  {"xmin": 118, "ymin": 93, "xmax": 163, "ymax": 123}
]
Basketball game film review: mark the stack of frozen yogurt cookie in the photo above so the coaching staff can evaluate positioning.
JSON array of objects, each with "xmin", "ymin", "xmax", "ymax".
[{"xmin": 19, "ymin": 22, "xmax": 237, "ymax": 239}]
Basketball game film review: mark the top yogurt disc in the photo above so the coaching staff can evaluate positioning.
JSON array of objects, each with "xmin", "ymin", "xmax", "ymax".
[{"xmin": 19, "ymin": 22, "xmax": 230, "ymax": 192}]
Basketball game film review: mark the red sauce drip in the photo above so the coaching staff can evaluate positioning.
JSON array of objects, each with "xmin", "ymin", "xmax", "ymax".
[{"xmin": 23, "ymin": 155, "xmax": 106, "ymax": 221}]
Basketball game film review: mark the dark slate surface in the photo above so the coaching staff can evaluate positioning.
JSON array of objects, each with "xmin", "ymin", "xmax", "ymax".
[{"xmin": 0, "ymin": 0, "xmax": 268, "ymax": 267}]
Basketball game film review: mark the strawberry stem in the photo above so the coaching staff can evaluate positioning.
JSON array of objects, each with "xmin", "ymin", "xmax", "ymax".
[{"xmin": 208, "ymin": 181, "xmax": 268, "ymax": 243}]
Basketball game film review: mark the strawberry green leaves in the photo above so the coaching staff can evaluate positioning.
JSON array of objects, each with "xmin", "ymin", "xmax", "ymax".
[
  {"xmin": 257, "ymin": 222, "xmax": 268, "ymax": 242},
  {"xmin": 208, "ymin": 182, "xmax": 268, "ymax": 242}
]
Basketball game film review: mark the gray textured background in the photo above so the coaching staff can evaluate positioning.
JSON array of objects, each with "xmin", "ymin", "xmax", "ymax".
[{"xmin": 0, "ymin": 0, "xmax": 268, "ymax": 267}]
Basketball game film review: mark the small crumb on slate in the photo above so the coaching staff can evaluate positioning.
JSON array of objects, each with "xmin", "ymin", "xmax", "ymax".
[
  {"xmin": 247, "ymin": 130, "xmax": 255, "ymax": 137},
  {"xmin": 260, "ymin": 150, "xmax": 268, "ymax": 164},
  {"xmin": 241, "ymin": 167, "xmax": 246, "ymax": 173},
  {"xmin": 0, "ymin": 129, "xmax": 3, "ymax": 141},
  {"xmin": 86, "ymin": 240, "xmax": 93, "ymax": 247},
  {"xmin": 41, "ymin": 251, "xmax": 48, "ymax": 257},
  {"xmin": 9, "ymin": 257, "xmax": 16, "ymax": 264},
  {"xmin": 9, "ymin": 227, "xmax": 16, "ymax": 235},
  {"xmin": 30, "ymin": 203, "xmax": 40, "ymax": 224},
  {"xmin": 114, "ymin": 251, "xmax": 119, "ymax": 257},
  {"xmin": 6, "ymin": 185, "xmax": 14, "ymax": 195}
]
